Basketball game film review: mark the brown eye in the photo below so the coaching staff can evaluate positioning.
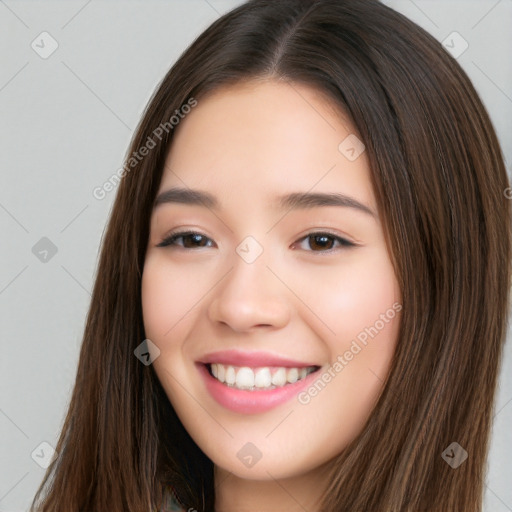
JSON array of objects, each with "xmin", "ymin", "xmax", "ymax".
[
  {"xmin": 157, "ymin": 231, "xmax": 214, "ymax": 249},
  {"xmin": 156, "ymin": 230, "xmax": 355, "ymax": 253},
  {"xmin": 308, "ymin": 234, "xmax": 335, "ymax": 251},
  {"xmin": 294, "ymin": 232, "xmax": 355, "ymax": 253}
]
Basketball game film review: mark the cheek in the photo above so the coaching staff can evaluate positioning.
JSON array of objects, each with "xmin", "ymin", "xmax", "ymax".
[
  {"xmin": 292, "ymin": 249, "xmax": 400, "ymax": 410},
  {"xmin": 290, "ymin": 249, "xmax": 400, "ymax": 344},
  {"xmin": 141, "ymin": 257, "xmax": 197, "ymax": 405},
  {"xmin": 296, "ymin": 251, "xmax": 401, "ymax": 436},
  {"xmin": 141, "ymin": 265, "xmax": 175, "ymax": 340},
  {"xmin": 141, "ymin": 254, "xmax": 208, "ymax": 340}
]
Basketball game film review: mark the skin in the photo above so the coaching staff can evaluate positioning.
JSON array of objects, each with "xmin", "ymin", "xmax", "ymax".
[{"xmin": 141, "ymin": 79, "xmax": 402, "ymax": 512}]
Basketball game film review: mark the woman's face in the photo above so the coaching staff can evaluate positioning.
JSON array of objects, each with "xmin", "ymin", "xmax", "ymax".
[{"xmin": 142, "ymin": 79, "xmax": 402, "ymax": 481}]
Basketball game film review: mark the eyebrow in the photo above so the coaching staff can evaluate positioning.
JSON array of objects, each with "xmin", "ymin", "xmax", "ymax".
[{"xmin": 153, "ymin": 187, "xmax": 376, "ymax": 217}]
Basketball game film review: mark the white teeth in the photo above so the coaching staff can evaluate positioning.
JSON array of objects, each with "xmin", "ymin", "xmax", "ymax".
[
  {"xmin": 225, "ymin": 366, "xmax": 236, "ymax": 385},
  {"xmin": 208, "ymin": 363, "xmax": 317, "ymax": 391},
  {"xmin": 287, "ymin": 368, "xmax": 299, "ymax": 383},
  {"xmin": 254, "ymin": 368, "xmax": 272, "ymax": 388},
  {"xmin": 271, "ymin": 368, "xmax": 287, "ymax": 387},
  {"xmin": 235, "ymin": 367, "xmax": 254, "ymax": 389},
  {"xmin": 217, "ymin": 363, "xmax": 225, "ymax": 382}
]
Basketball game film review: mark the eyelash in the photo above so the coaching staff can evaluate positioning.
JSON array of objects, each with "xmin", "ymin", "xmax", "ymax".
[{"xmin": 156, "ymin": 230, "xmax": 356, "ymax": 253}]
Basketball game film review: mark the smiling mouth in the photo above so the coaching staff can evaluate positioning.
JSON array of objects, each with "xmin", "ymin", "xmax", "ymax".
[{"xmin": 206, "ymin": 363, "xmax": 321, "ymax": 391}]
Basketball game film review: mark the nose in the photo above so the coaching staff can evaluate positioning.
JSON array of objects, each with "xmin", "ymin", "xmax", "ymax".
[{"xmin": 207, "ymin": 251, "xmax": 291, "ymax": 333}]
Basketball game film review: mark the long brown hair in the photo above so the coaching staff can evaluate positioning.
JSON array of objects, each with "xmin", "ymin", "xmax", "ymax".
[{"xmin": 31, "ymin": 0, "xmax": 511, "ymax": 510}]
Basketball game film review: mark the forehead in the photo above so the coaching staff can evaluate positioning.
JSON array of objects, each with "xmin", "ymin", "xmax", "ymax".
[{"xmin": 159, "ymin": 79, "xmax": 374, "ymax": 210}]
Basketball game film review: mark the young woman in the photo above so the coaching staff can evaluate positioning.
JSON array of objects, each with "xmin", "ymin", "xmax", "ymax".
[{"xmin": 31, "ymin": 0, "xmax": 511, "ymax": 511}]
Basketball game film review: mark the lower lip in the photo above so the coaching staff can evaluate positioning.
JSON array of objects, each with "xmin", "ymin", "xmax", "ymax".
[{"xmin": 197, "ymin": 363, "xmax": 321, "ymax": 414}]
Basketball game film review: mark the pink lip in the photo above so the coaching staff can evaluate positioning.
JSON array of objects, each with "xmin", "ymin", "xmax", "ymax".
[
  {"xmin": 198, "ymin": 349, "xmax": 317, "ymax": 368},
  {"xmin": 197, "ymin": 362, "xmax": 322, "ymax": 414}
]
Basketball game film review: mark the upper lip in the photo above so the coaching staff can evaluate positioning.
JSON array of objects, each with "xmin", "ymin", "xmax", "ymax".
[{"xmin": 197, "ymin": 349, "xmax": 318, "ymax": 368}]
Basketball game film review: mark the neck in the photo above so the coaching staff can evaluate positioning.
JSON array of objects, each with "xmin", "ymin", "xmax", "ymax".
[{"xmin": 213, "ymin": 461, "xmax": 332, "ymax": 512}]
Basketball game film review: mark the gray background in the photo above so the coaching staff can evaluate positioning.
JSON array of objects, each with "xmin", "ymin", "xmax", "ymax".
[{"xmin": 0, "ymin": 1, "xmax": 511, "ymax": 510}]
